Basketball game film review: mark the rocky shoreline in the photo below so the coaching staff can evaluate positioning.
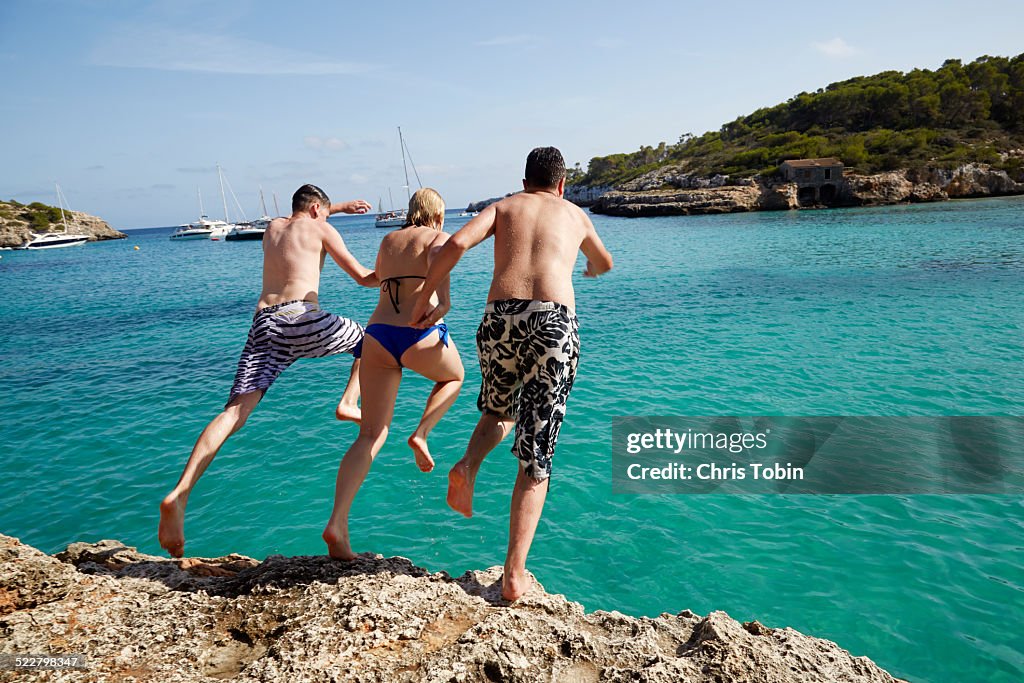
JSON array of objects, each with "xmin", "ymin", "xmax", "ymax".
[
  {"xmin": 0, "ymin": 534, "xmax": 904, "ymax": 682},
  {"xmin": 0, "ymin": 202, "xmax": 125, "ymax": 248},
  {"xmin": 571, "ymin": 163, "xmax": 1024, "ymax": 218}
]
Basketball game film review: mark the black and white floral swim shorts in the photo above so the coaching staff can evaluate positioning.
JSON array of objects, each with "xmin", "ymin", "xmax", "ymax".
[{"xmin": 476, "ymin": 298, "xmax": 580, "ymax": 481}]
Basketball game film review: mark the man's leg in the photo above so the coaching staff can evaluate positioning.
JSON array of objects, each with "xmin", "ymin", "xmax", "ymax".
[
  {"xmin": 500, "ymin": 305, "xmax": 579, "ymax": 600},
  {"xmin": 447, "ymin": 412, "xmax": 513, "ymax": 517},
  {"xmin": 335, "ymin": 358, "xmax": 361, "ymax": 423},
  {"xmin": 158, "ymin": 389, "xmax": 263, "ymax": 557},
  {"xmin": 449, "ymin": 312, "xmax": 518, "ymax": 516},
  {"xmin": 503, "ymin": 467, "xmax": 549, "ymax": 601}
]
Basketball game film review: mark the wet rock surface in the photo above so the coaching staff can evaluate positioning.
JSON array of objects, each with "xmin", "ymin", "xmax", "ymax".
[{"xmin": 0, "ymin": 534, "xmax": 904, "ymax": 682}]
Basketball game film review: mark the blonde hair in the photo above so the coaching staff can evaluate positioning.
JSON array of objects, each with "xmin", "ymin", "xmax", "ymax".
[{"xmin": 407, "ymin": 188, "xmax": 445, "ymax": 229}]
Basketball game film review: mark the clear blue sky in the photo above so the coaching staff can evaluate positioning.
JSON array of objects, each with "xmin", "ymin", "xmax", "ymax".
[{"xmin": 1, "ymin": 0, "xmax": 1022, "ymax": 228}]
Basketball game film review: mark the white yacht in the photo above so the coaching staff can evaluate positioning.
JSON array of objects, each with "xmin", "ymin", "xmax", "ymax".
[
  {"xmin": 225, "ymin": 222, "xmax": 266, "ymax": 241},
  {"xmin": 23, "ymin": 231, "xmax": 90, "ymax": 249},
  {"xmin": 374, "ymin": 209, "xmax": 407, "ymax": 228},
  {"xmin": 173, "ymin": 166, "xmax": 241, "ymax": 241},
  {"xmin": 226, "ymin": 189, "xmax": 272, "ymax": 241},
  {"xmin": 169, "ymin": 222, "xmax": 214, "ymax": 240},
  {"xmin": 22, "ymin": 184, "xmax": 91, "ymax": 249}
]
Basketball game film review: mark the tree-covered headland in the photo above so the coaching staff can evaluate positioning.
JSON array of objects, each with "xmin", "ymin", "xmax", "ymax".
[{"xmin": 569, "ymin": 55, "xmax": 1024, "ymax": 187}]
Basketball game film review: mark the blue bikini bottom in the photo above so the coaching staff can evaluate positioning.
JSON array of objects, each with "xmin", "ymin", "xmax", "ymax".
[{"xmin": 362, "ymin": 323, "xmax": 450, "ymax": 367}]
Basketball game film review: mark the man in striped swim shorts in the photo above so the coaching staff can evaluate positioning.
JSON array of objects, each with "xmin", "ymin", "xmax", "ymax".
[{"xmin": 159, "ymin": 184, "xmax": 378, "ymax": 558}]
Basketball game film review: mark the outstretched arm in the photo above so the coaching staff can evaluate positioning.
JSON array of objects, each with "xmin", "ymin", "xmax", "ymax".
[
  {"xmin": 579, "ymin": 211, "xmax": 613, "ymax": 277},
  {"xmin": 330, "ymin": 200, "xmax": 372, "ymax": 215},
  {"xmin": 424, "ymin": 232, "xmax": 453, "ymax": 322},
  {"xmin": 410, "ymin": 204, "xmax": 497, "ymax": 327},
  {"xmin": 322, "ymin": 223, "xmax": 377, "ymax": 287}
]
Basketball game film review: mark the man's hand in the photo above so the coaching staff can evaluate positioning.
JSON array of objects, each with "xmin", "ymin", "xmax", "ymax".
[
  {"xmin": 332, "ymin": 200, "xmax": 373, "ymax": 215},
  {"xmin": 410, "ymin": 291, "xmax": 442, "ymax": 328},
  {"xmin": 583, "ymin": 260, "xmax": 599, "ymax": 277}
]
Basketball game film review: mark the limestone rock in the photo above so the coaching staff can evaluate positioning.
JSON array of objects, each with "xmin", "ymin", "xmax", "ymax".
[
  {"xmin": 0, "ymin": 201, "xmax": 126, "ymax": 248},
  {"xmin": 758, "ymin": 182, "xmax": 800, "ymax": 210},
  {"xmin": 0, "ymin": 534, "xmax": 905, "ymax": 682},
  {"xmin": 564, "ymin": 184, "xmax": 613, "ymax": 207},
  {"xmin": 592, "ymin": 184, "xmax": 762, "ymax": 217},
  {"xmin": 583, "ymin": 162, "xmax": 1022, "ymax": 217}
]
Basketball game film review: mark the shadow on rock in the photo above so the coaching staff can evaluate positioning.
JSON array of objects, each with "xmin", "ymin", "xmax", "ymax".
[{"xmin": 56, "ymin": 539, "xmax": 429, "ymax": 598}]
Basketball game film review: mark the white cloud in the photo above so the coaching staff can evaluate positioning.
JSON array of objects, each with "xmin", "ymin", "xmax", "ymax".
[
  {"xmin": 91, "ymin": 25, "xmax": 375, "ymax": 75},
  {"xmin": 812, "ymin": 37, "xmax": 858, "ymax": 58},
  {"xmin": 303, "ymin": 136, "xmax": 349, "ymax": 152},
  {"xmin": 474, "ymin": 34, "xmax": 536, "ymax": 47}
]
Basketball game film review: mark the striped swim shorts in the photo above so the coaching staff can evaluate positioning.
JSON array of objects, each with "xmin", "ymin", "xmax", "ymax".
[{"xmin": 227, "ymin": 300, "xmax": 364, "ymax": 405}]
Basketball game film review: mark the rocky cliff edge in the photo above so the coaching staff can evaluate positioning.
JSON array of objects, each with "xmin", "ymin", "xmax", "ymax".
[
  {"xmin": 0, "ymin": 203, "xmax": 126, "ymax": 248},
  {"xmin": 584, "ymin": 162, "xmax": 1024, "ymax": 217},
  {"xmin": 0, "ymin": 534, "xmax": 904, "ymax": 682}
]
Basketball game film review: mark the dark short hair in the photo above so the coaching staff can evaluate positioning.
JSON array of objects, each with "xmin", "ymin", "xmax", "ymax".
[
  {"xmin": 524, "ymin": 147, "xmax": 566, "ymax": 188},
  {"xmin": 292, "ymin": 184, "xmax": 331, "ymax": 213}
]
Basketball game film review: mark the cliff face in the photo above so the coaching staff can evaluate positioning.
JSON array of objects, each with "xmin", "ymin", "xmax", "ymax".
[
  {"xmin": 588, "ymin": 184, "xmax": 763, "ymax": 217},
  {"xmin": 584, "ymin": 162, "xmax": 1024, "ymax": 217},
  {"xmin": 0, "ymin": 534, "xmax": 903, "ymax": 682},
  {"xmin": 0, "ymin": 202, "xmax": 126, "ymax": 248}
]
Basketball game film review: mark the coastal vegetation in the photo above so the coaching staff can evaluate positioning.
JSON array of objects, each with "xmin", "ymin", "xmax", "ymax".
[
  {"xmin": 569, "ymin": 54, "xmax": 1024, "ymax": 187},
  {"xmin": 0, "ymin": 198, "xmax": 69, "ymax": 231},
  {"xmin": 0, "ymin": 198, "xmax": 126, "ymax": 247}
]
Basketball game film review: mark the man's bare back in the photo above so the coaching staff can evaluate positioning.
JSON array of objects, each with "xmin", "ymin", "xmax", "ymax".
[
  {"xmin": 258, "ymin": 209, "xmax": 376, "ymax": 311},
  {"xmin": 487, "ymin": 190, "xmax": 596, "ymax": 310}
]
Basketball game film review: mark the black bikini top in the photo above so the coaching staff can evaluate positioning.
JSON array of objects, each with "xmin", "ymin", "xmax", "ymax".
[{"xmin": 380, "ymin": 275, "xmax": 425, "ymax": 313}]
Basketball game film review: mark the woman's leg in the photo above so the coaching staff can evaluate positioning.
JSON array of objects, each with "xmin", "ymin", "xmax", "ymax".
[
  {"xmin": 401, "ymin": 332, "xmax": 465, "ymax": 472},
  {"xmin": 323, "ymin": 338, "xmax": 401, "ymax": 559}
]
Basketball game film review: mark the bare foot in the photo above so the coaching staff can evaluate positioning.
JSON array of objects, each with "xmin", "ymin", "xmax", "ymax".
[
  {"xmin": 447, "ymin": 462, "xmax": 476, "ymax": 518},
  {"xmin": 322, "ymin": 526, "xmax": 357, "ymax": 561},
  {"xmin": 335, "ymin": 402, "xmax": 361, "ymax": 424},
  {"xmin": 158, "ymin": 494, "xmax": 186, "ymax": 558},
  {"xmin": 408, "ymin": 434, "xmax": 435, "ymax": 472},
  {"xmin": 502, "ymin": 569, "xmax": 531, "ymax": 602}
]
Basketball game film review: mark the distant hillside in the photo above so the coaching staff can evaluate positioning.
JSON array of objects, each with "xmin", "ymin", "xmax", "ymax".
[
  {"xmin": 570, "ymin": 54, "xmax": 1024, "ymax": 188},
  {"xmin": 0, "ymin": 199, "xmax": 125, "ymax": 247}
]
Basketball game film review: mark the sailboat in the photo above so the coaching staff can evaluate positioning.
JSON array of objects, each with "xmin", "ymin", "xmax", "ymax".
[
  {"xmin": 227, "ymin": 186, "xmax": 272, "ymax": 241},
  {"xmin": 171, "ymin": 165, "xmax": 238, "ymax": 240},
  {"xmin": 375, "ymin": 127, "xmax": 421, "ymax": 228},
  {"xmin": 21, "ymin": 184, "xmax": 91, "ymax": 249},
  {"xmin": 374, "ymin": 188, "xmax": 405, "ymax": 229}
]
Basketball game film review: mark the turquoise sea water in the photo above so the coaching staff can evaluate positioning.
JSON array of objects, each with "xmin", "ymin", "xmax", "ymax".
[{"xmin": 1, "ymin": 199, "xmax": 1022, "ymax": 682}]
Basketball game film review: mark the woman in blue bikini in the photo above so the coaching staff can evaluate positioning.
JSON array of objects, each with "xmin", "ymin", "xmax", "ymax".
[{"xmin": 323, "ymin": 188, "xmax": 464, "ymax": 560}]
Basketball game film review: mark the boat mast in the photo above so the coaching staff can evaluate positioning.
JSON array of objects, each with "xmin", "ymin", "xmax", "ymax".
[
  {"xmin": 217, "ymin": 163, "xmax": 229, "ymax": 223},
  {"xmin": 398, "ymin": 126, "xmax": 411, "ymax": 202},
  {"xmin": 198, "ymin": 187, "xmax": 206, "ymax": 218},
  {"xmin": 403, "ymin": 135, "xmax": 423, "ymax": 190},
  {"xmin": 56, "ymin": 183, "xmax": 68, "ymax": 233},
  {"xmin": 272, "ymin": 192, "xmax": 280, "ymax": 216},
  {"xmin": 259, "ymin": 186, "xmax": 269, "ymax": 217}
]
